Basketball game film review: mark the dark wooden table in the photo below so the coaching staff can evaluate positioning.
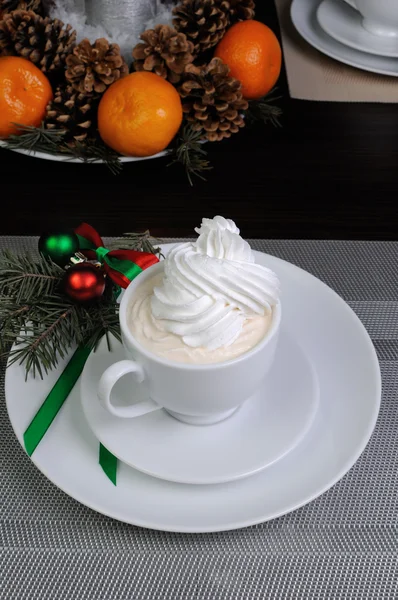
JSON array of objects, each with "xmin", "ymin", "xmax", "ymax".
[{"xmin": 1, "ymin": 1, "xmax": 398, "ymax": 239}]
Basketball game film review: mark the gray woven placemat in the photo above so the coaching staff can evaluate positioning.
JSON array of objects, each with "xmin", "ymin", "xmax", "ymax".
[{"xmin": 1, "ymin": 238, "xmax": 398, "ymax": 599}]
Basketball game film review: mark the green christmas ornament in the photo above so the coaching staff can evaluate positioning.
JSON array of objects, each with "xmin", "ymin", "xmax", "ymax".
[{"xmin": 38, "ymin": 230, "xmax": 79, "ymax": 266}]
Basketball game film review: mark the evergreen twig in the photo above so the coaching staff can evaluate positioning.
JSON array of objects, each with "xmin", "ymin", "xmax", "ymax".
[
  {"xmin": 0, "ymin": 298, "xmax": 31, "ymax": 357},
  {"xmin": 246, "ymin": 89, "xmax": 283, "ymax": 128},
  {"xmin": 0, "ymin": 229, "xmax": 160, "ymax": 378},
  {"xmin": 0, "ymin": 250, "xmax": 64, "ymax": 302},
  {"xmin": 2, "ymin": 298, "xmax": 79, "ymax": 379},
  {"xmin": 1, "ymin": 124, "xmax": 123, "ymax": 175},
  {"xmin": 81, "ymin": 282, "xmax": 121, "ymax": 351},
  {"xmin": 169, "ymin": 125, "xmax": 212, "ymax": 186},
  {"xmin": 0, "ymin": 288, "xmax": 121, "ymax": 379},
  {"xmin": 2, "ymin": 124, "xmax": 214, "ymax": 182},
  {"xmin": 110, "ymin": 231, "xmax": 164, "ymax": 258},
  {"xmin": 5, "ymin": 123, "xmax": 66, "ymax": 152},
  {"xmin": 0, "ymin": 259, "xmax": 116, "ymax": 378},
  {"xmin": 60, "ymin": 138, "xmax": 123, "ymax": 176}
]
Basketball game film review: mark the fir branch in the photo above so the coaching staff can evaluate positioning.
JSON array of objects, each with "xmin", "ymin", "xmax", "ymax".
[
  {"xmin": 83, "ymin": 297, "xmax": 121, "ymax": 352},
  {"xmin": 0, "ymin": 276, "xmax": 122, "ymax": 379},
  {"xmin": 169, "ymin": 125, "xmax": 212, "ymax": 186},
  {"xmin": 60, "ymin": 139, "xmax": 123, "ymax": 176},
  {"xmin": 0, "ymin": 250, "xmax": 64, "ymax": 302},
  {"xmin": 5, "ymin": 299, "xmax": 81, "ymax": 379},
  {"xmin": 5, "ymin": 123, "xmax": 66, "ymax": 152},
  {"xmin": 23, "ymin": 308, "xmax": 75, "ymax": 378},
  {"xmin": 110, "ymin": 231, "xmax": 164, "ymax": 258},
  {"xmin": 0, "ymin": 236, "xmax": 160, "ymax": 378},
  {"xmin": 246, "ymin": 89, "xmax": 283, "ymax": 128},
  {"xmin": 0, "ymin": 300, "xmax": 30, "ymax": 338},
  {"xmin": 1, "ymin": 304, "xmax": 30, "ymax": 323},
  {"xmin": 0, "ymin": 299, "xmax": 30, "ymax": 357},
  {"xmin": 1, "ymin": 124, "xmax": 123, "ymax": 175},
  {"xmin": 1, "ymin": 290, "xmax": 121, "ymax": 379}
]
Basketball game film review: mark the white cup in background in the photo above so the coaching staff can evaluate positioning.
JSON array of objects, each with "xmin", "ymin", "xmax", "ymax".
[{"xmin": 342, "ymin": 0, "xmax": 398, "ymax": 38}]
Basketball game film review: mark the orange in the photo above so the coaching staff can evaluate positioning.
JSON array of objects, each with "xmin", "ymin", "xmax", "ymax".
[
  {"xmin": 98, "ymin": 72, "xmax": 183, "ymax": 157},
  {"xmin": 214, "ymin": 20, "xmax": 282, "ymax": 100},
  {"xmin": 0, "ymin": 56, "xmax": 53, "ymax": 138}
]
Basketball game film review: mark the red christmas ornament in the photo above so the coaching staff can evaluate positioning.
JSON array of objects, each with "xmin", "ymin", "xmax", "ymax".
[{"xmin": 63, "ymin": 263, "xmax": 106, "ymax": 302}]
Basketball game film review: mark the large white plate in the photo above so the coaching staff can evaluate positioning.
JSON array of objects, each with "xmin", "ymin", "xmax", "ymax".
[
  {"xmin": 291, "ymin": 0, "xmax": 398, "ymax": 77},
  {"xmin": 5, "ymin": 246, "xmax": 381, "ymax": 533},
  {"xmin": 0, "ymin": 140, "xmax": 167, "ymax": 164}
]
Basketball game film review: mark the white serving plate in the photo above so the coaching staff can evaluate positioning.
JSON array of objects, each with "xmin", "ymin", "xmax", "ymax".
[{"xmin": 5, "ymin": 246, "xmax": 381, "ymax": 532}]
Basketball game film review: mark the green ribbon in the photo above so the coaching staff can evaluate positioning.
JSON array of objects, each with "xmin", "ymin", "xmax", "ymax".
[
  {"xmin": 23, "ymin": 345, "xmax": 118, "ymax": 486},
  {"xmin": 99, "ymin": 443, "xmax": 118, "ymax": 486},
  {"xmin": 96, "ymin": 248, "xmax": 143, "ymax": 283},
  {"xmin": 75, "ymin": 230, "xmax": 149, "ymax": 288},
  {"xmin": 22, "ymin": 223, "xmax": 158, "ymax": 486},
  {"xmin": 21, "ymin": 223, "xmax": 159, "ymax": 487},
  {"xmin": 95, "ymin": 246, "xmax": 110, "ymax": 262}
]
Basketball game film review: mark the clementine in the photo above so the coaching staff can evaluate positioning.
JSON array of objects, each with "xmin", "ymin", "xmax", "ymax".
[
  {"xmin": 0, "ymin": 56, "xmax": 53, "ymax": 138},
  {"xmin": 214, "ymin": 20, "xmax": 282, "ymax": 100},
  {"xmin": 98, "ymin": 71, "xmax": 183, "ymax": 157}
]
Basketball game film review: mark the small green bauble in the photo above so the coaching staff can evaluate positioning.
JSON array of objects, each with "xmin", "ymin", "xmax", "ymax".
[{"xmin": 38, "ymin": 230, "xmax": 79, "ymax": 266}]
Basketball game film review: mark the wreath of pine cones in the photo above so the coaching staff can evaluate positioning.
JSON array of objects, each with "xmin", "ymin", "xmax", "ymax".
[{"xmin": 0, "ymin": 0, "xmax": 280, "ymax": 176}]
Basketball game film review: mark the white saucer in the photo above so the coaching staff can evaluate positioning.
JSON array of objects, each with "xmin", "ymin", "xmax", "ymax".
[
  {"xmin": 291, "ymin": 0, "xmax": 398, "ymax": 77},
  {"xmin": 81, "ymin": 332, "xmax": 319, "ymax": 485},
  {"xmin": 5, "ymin": 247, "xmax": 381, "ymax": 532},
  {"xmin": 317, "ymin": 0, "xmax": 398, "ymax": 58}
]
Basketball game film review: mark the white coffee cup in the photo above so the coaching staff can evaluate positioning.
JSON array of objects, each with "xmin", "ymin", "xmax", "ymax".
[
  {"xmin": 343, "ymin": 0, "xmax": 398, "ymax": 38},
  {"xmin": 98, "ymin": 261, "xmax": 282, "ymax": 426}
]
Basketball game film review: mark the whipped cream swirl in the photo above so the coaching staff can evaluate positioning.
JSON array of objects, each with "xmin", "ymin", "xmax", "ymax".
[{"xmin": 151, "ymin": 217, "xmax": 280, "ymax": 350}]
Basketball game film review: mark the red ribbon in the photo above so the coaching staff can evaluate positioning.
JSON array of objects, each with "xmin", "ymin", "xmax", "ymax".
[{"xmin": 75, "ymin": 223, "xmax": 159, "ymax": 289}]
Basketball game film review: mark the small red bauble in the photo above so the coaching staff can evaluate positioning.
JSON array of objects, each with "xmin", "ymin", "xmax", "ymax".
[{"xmin": 63, "ymin": 263, "xmax": 105, "ymax": 302}]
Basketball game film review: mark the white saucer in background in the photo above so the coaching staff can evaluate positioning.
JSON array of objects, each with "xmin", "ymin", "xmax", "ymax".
[
  {"xmin": 317, "ymin": 0, "xmax": 398, "ymax": 58},
  {"xmin": 5, "ymin": 248, "xmax": 381, "ymax": 532},
  {"xmin": 291, "ymin": 0, "xmax": 398, "ymax": 77}
]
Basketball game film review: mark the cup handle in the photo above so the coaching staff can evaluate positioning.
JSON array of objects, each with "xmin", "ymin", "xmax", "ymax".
[
  {"xmin": 98, "ymin": 360, "xmax": 161, "ymax": 419},
  {"xmin": 342, "ymin": 0, "xmax": 357, "ymax": 9}
]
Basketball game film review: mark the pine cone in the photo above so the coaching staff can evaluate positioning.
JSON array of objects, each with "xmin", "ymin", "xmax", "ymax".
[
  {"xmin": 0, "ymin": 0, "xmax": 54, "ymax": 17},
  {"xmin": 44, "ymin": 84, "xmax": 97, "ymax": 143},
  {"xmin": 132, "ymin": 25, "xmax": 194, "ymax": 85},
  {"xmin": 227, "ymin": 0, "xmax": 255, "ymax": 23},
  {"xmin": 179, "ymin": 57, "xmax": 248, "ymax": 142},
  {"xmin": 0, "ymin": 10, "xmax": 76, "ymax": 78},
  {"xmin": 66, "ymin": 38, "xmax": 128, "ymax": 96},
  {"xmin": 173, "ymin": 0, "xmax": 230, "ymax": 55}
]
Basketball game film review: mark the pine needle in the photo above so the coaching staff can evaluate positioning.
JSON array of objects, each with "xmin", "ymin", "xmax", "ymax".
[
  {"xmin": 1, "ymin": 287, "xmax": 121, "ymax": 379},
  {"xmin": 110, "ymin": 231, "xmax": 164, "ymax": 258},
  {"xmin": 0, "ymin": 250, "xmax": 64, "ymax": 302},
  {"xmin": 83, "ymin": 300, "xmax": 121, "ymax": 352},
  {"xmin": 6, "ymin": 123, "xmax": 67, "ymax": 152},
  {"xmin": 169, "ymin": 125, "xmax": 212, "ymax": 186},
  {"xmin": 0, "ymin": 252, "xmax": 120, "ymax": 378},
  {"xmin": 246, "ymin": 89, "xmax": 283, "ymax": 128},
  {"xmin": 2, "ymin": 123, "xmax": 123, "ymax": 175},
  {"xmin": 60, "ymin": 138, "xmax": 123, "ymax": 176},
  {"xmin": 4, "ymin": 300, "xmax": 80, "ymax": 379},
  {"xmin": 0, "ymin": 245, "xmax": 170, "ymax": 377}
]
